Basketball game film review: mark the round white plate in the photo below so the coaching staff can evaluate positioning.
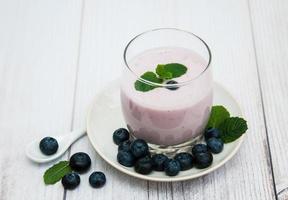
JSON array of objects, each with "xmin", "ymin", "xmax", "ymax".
[{"xmin": 86, "ymin": 80, "xmax": 245, "ymax": 182}]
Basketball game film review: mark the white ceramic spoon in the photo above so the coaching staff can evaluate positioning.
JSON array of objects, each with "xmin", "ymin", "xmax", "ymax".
[{"xmin": 25, "ymin": 129, "xmax": 86, "ymax": 163}]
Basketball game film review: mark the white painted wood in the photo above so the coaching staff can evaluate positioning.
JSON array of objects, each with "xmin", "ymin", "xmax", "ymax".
[
  {"xmin": 248, "ymin": 0, "xmax": 288, "ymax": 199},
  {"xmin": 0, "ymin": 0, "xmax": 82, "ymax": 199},
  {"xmin": 0, "ymin": 0, "xmax": 285, "ymax": 199},
  {"xmin": 66, "ymin": 0, "xmax": 276, "ymax": 199}
]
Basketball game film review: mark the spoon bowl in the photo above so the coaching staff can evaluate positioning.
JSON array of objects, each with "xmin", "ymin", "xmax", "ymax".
[{"xmin": 25, "ymin": 129, "xmax": 86, "ymax": 163}]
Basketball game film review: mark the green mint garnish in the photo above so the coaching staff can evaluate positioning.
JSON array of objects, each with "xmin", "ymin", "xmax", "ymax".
[
  {"xmin": 157, "ymin": 63, "xmax": 187, "ymax": 79},
  {"xmin": 134, "ymin": 71, "xmax": 162, "ymax": 92},
  {"xmin": 219, "ymin": 117, "xmax": 248, "ymax": 143},
  {"xmin": 156, "ymin": 64, "xmax": 173, "ymax": 79},
  {"xmin": 135, "ymin": 63, "xmax": 187, "ymax": 92},
  {"xmin": 206, "ymin": 105, "xmax": 230, "ymax": 129},
  {"xmin": 206, "ymin": 105, "xmax": 248, "ymax": 143},
  {"xmin": 43, "ymin": 161, "xmax": 72, "ymax": 184}
]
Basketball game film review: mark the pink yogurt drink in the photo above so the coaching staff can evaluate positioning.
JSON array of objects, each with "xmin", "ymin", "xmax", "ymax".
[{"xmin": 121, "ymin": 29, "xmax": 212, "ymax": 146}]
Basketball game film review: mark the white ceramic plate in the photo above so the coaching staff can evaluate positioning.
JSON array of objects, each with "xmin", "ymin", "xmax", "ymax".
[{"xmin": 86, "ymin": 80, "xmax": 245, "ymax": 182}]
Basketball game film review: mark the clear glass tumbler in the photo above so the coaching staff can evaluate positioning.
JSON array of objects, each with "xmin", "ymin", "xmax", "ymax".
[{"xmin": 120, "ymin": 28, "xmax": 212, "ymax": 153}]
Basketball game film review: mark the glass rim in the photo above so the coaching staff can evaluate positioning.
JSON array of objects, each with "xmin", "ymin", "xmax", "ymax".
[{"xmin": 123, "ymin": 28, "xmax": 212, "ymax": 87}]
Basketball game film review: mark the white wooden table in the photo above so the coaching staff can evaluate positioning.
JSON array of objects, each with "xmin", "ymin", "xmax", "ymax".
[{"xmin": 0, "ymin": 0, "xmax": 287, "ymax": 199}]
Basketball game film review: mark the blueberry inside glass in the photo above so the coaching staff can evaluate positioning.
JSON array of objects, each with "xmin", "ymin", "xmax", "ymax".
[{"xmin": 166, "ymin": 80, "xmax": 179, "ymax": 90}]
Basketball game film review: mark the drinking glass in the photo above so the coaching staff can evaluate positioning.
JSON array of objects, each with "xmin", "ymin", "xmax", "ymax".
[{"xmin": 121, "ymin": 28, "xmax": 212, "ymax": 153}]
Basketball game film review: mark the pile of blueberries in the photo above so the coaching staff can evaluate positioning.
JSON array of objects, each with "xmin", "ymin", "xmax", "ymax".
[
  {"xmin": 113, "ymin": 127, "xmax": 224, "ymax": 176},
  {"xmin": 40, "ymin": 138, "xmax": 106, "ymax": 190}
]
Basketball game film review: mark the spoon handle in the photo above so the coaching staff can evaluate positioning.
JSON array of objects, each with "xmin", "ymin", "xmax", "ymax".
[{"xmin": 66, "ymin": 129, "xmax": 87, "ymax": 144}]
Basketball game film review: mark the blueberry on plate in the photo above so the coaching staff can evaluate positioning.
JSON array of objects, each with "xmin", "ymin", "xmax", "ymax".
[
  {"xmin": 39, "ymin": 137, "xmax": 58, "ymax": 155},
  {"xmin": 204, "ymin": 128, "xmax": 221, "ymax": 141},
  {"xmin": 89, "ymin": 171, "xmax": 106, "ymax": 188},
  {"xmin": 166, "ymin": 80, "xmax": 179, "ymax": 91},
  {"xmin": 69, "ymin": 152, "xmax": 91, "ymax": 173},
  {"xmin": 194, "ymin": 152, "xmax": 213, "ymax": 169},
  {"xmin": 118, "ymin": 140, "xmax": 131, "ymax": 152},
  {"xmin": 130, "ymin": 139, "xmax": 149, "ymax": 158},
  {"xmin": 206, "ymin": 138, "xmax": 224, "ymax": 154},
  {"xmin": 164, "ymin": 159, "xmax": 181, "ymax": 176},
  {"xmin": 174, "ymin": 152, "xmax": 194, "ymax": 171},
  {"xmin": 113, "ymin": 128, "xmax": 130, "ymax": 145},
  {"xmin": 117, "ymin": 150, "xmax": 135, "ymax": 167},
  {"xmin": 61, "ymin": 172, "xmax": 80, "ymax": 190},
  {"xmin": 151, "ymin": 154, "xmax": 168, "ymax": 171},
  {"xmin": 134, "ymin": 156, "xmax": 153, "ymax": 175},
  {"xmin": 192, "ymin": 144, "xmax": 208, "ymax": 155}
]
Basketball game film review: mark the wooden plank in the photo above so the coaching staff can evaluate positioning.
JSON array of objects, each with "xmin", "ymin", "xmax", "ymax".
[
  {"xmin": 248, "ymin": 0, "xmax": 288, "ymax": 199},
  {"xmin": 171, "ymin": 0, "xmax": 276, "ymax": 199},
  {"xmin": 65, "ymin": 0, "xmax": 149, "ymax": 199},
  {"xmin": 67, "ymin": 0, "xmax": 276, "ymax": 199},
  {"xmin": 0, "ymin": 0, "xmax": 82, "ymax": 199}
]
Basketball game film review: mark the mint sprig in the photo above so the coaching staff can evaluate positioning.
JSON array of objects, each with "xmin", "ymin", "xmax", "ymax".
[
  {"xmin": 156, "ymin": 63, "xmax": 187, "ymax": 79},
  {"xmin": 206, "ymin": 105, "xmax": 230, "ymax": 129},
  {"xmin": 43, "ymin": 161, "xmax": 72, "ymax": 184},
  {"xmin": 156, "ymin": 64, "xmax": 173, "ymax": 79},
  {"xmin": 206, "ymin": 105, "xmax": 248, "ymax": 143},
  {"xmin": 134, "ymin": 72, "xmax": 162, "ymax": 92},
  {"xmin": 135, "ymin": 63, "xmax": 187, "ymax": 92},
  {"xmin": 219, "ymin": 117, "xmax": 248, "ymax": 143}
]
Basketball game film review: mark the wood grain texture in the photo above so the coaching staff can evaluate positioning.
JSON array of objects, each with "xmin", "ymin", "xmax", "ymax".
[
  {"xmin": 248, "ymin": 0, "xmax": 288, "ymax": 199},
  {"xmin": 66, "ymin": 0, "xmax": 276, "ymax": 199},
  {"xmin": 65, "ymin": 1, "xmax": 149, "ymax": 199},
  {"xmin": 0, "ymin": 0, "xmax": 283, "ymax": 199},
  {"xmin": 0, "ymin": 0, "xmax": 82, "ymax": 199}
]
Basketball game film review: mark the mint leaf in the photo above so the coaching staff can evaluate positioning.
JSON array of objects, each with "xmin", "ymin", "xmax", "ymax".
[
  {"xmin": 156, "ymin": 64, "xmax": 173, "ymax": 79},
  {"xmin": 206, "ymin": 105, "xmax": 230, "ymax": 129},
  {"xmin": 219, "ymin": 117, "xmax": 248, "ymax": 143},
  {"xmin": 43, "ymin": 161, "xmax": 72, "ymax": 184},
  {"xmin": 134, "ymin": 71, "xmax": 163, "ymax": 92},
  {"xmin": 161, "ymin": 63, "xmax": 187, "ymax": 78},
  {"xmin": 134, "ymin": 63, "xmax": 187, "ymax": 92}
]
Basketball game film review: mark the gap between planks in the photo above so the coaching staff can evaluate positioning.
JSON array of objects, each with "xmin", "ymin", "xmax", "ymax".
[
  {"xmin": 246, "ymin": 0, "xmax": 278, "ymax": 199},
  {"xmin": 62, "ymin": 0, "xmax": 86, "ymax": 200}
]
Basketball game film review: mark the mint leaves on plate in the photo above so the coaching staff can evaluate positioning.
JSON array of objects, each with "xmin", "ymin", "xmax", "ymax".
[
  {"xmin": 135, "ymin": 63, "xmax": 187, "ymax": 92},
  {"xmin": 206, "ymin": 105, "xmax": 230, "ymax": 129},
  {"xmin": 207, "ymin": 106, "xmax": 248, "ymax": 143},
  {"xmin": 43, "ymin": 161, "xmax": 72, "ymax": 184},
  {"xmin": 219, "ymin": 117, "xmax": 248, "ymax": 143}
]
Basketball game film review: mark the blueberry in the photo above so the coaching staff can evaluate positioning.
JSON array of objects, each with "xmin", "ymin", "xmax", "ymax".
[
  {"xmin": 117, "ymin": 151, "xmax": 135, "ymax": 167},
  {"xmin": 130, "ymin": 139, "xmax": 149, "ymax": 158},
  {"xmin": 61, "ymin": 172, "xmax": 80, "ymax": 190},
  {"xmin": 204, "ymin": 128, "xmax": 221, "ymax": 141},
  {"xmin": 151, "ymin": 154, "xmax": 169, "ymax": 171},
  {"xmin": 118, "ymin": 140, "xmax": 131, "ymax": 152},
  {"xmin": 206, "ymin": 138, "xmax": 224, "ymax": 154},
  {"xmin": 134, "ymin": 156, "xmax": 153, "ymax": 175},
  {"xmin": 194, "ymin": 152, "xmax": 213, "ymax": 169},
  {"xmin": 192, "ymin": 144, "xmax": 208, "ymax": 155},
  {"xmin": 113, "ymin": 128, "xmax": 130, "ymax": 145},
  {"xmin": 164, "ymin": 159, "xmax": 181, "ymax": 176},
  {"xmin": 174, "ymin": 152, "xmax": 194, "ymax": 171},
  {"xmin": 39, "ymin": 137, "xmax": 58, "ymax": 155},
  {"xmin": 69, "ymin": 152, "xmax": 91, "ymax": 173},
  {"xmin": 89, "ymin": 171, "xmax": 106, "ymax": 188},
  {"xmin": 166, "ymin": 80, "xmax": 179, "ymax": 90}
]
